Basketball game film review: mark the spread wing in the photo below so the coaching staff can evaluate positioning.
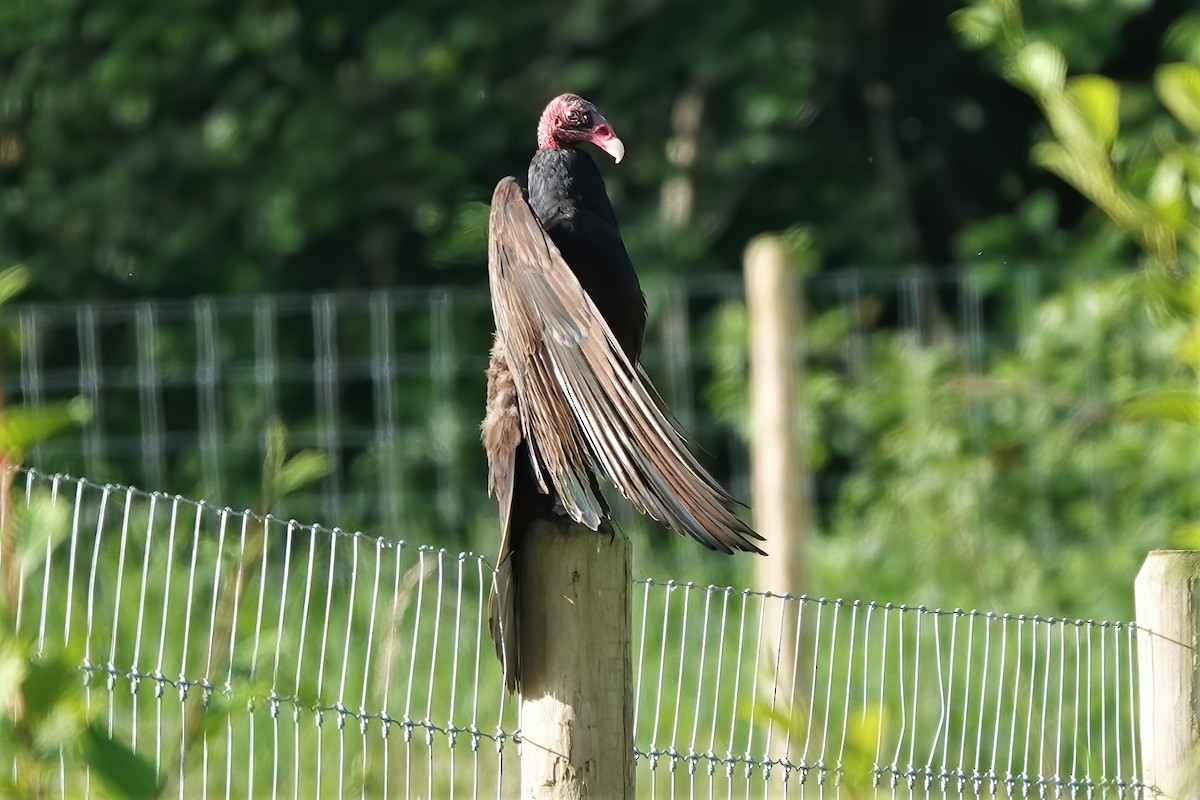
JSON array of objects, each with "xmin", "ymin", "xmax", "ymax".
[{"xmin": 487, "ymin": 176, "xmax": 765, "ymax": 555}]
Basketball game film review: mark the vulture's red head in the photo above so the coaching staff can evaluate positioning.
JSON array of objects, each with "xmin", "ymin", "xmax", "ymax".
[{"xmin": 536, "ymin": 94, "xmax": 625, "ymax": 163}]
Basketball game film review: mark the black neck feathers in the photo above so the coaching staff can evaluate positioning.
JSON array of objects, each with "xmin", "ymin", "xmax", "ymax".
[{"xmin": 527, "ymin": 148, "xmax": 618, "ymax": 227}]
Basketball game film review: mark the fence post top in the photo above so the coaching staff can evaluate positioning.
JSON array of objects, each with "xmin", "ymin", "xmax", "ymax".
[{"xmin": 1138, "ymin": 550, "xmax": 1200, "ymax": 583}]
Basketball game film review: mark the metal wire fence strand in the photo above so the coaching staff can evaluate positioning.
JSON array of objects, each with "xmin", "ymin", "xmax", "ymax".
[
  {"xmin": 932, "ymin": 610, "xmax": 955, "ymax": 787},
  {"xmin": 195, "ymin": 299, "xmax": 223, "ymax": 502},
  {"xmin": 380, "ymin": 534, "xmax": 404, "ymax": 800},
  {"xmin": 316, "ymin": 525, "xmax": 342, "ymax": 797},
  {"xmin": 669, "ymin": 581, "xmax": 692, "ymax": 784},
  {"xmin": 272, "ymin": 521, "xmax": 300, "ymax": 799},
  {"xmin": 369, "ymin": 293, "xmax": 402, "ymax": 536},
  {"xmin": 63, "ymin": 478, "xmax": 86, "ymax": 648},
  {"xmin": 817, "ymin": 600, "xmax": 841, "ymax": 787},
  {"xmin": 403, "ymin": 548, "xmax": 425, "ymax": 799},
  {"xmin": 135, "ymin": 302, "xmax": 166, "ymax": 490},
  {"xmin": 888, "ymin": 605, "xmax": 906, "ymax": 785},
  {"xmin": 726, "ymin": 589, "xmax": 750, "ymax": 783},
  {"xmin": 650, "ymin": 580, "xmax": 674, "ymax": 778},
  {"xmin": 878, "ymin": 606, "xmax": 897, "ymax": 786},
  {"xmin": 743, "ymin": 590, "xmax": 768, "ymax": 791},
  {"xmin": 178, "ymin": 501, "xmax": 204, "ymax": 700},
  {"xmin": 1101, "ymin": 621, "xmax": 1110, "ymax": 786},
  {"xmin": 425, "ymin": 549, "xmax": 447, "ymax": 800},
  {"xmin": 1118, "ymin": 623, "xmax": 1137, "ymax": 786},
  {"xmin": 77, "ymin": 305, "xmax": 105, "ymax": 478},
  {"xmin": 470, "ymin": 557, "xmax": 486, "ymax": 799},
  {"xmin": 1111, "ymin": 621, "xmax": 1125, "ymax": 789},
  {"xmin": 447, "ymin": 553, "xmax": 464, "ymax": 800},
  {"xmin": 18, "ymin": 306, "xmax": 44, "ymax": 465},
  {"xmin": 155, "ymin": 497, "xmax": 185, "ymax": 776},
  {"xmin": 633, "ymin": 578, "xmax": 652, "ymax": 754},
  {"xmin": 834, "ymin": 600, "xmax": 859, "ymax": 791},
  {"xmin": 36, "ymin": 473, "xmax": 64, "ymax": 657},
  {"xmin": 199, "ymin": 506, "xmax": 228, "ymax": 797},
  {"xmin": 253, "ymin": 297, "xmax": 280, "ymax": 466},
  {"xmin": 760, "ymin": 593, "xmax": 787, "ymax": 783},
  {"xmin": 107, "ymin": 487, "xmax": 136, "ymax": 739},
  {"xmin": 129, "ymin": 491, "xmax": 158, "ymax": 754},
  {"xmin": 225, "ymin": 512, "xmax": 250, "ymax": 800},
  {"xmin": 358, "ymin": 536, "xmax": 384, "ymax": 800},
  {"xmin": 1037, "ymin": 618, "xmax": 1053, "ymax": 790},
  {"xmin": 431, "ymin": 292, "xmax": 458, "ymax": 529},
  {"xmin": 783, "ymin": 592, "xmax": 805, "ymax": 783},
  {"xmin": 707, "ymin": 587, "xmax": 732, "ymax": 789},
  {"xmin": 1019, "ymin": 617, "xmax": 1037, "ymax": 787},
  {"xmin": 334, "ymin": 532, "xmax": 361, "ymax": 799},
  {"xmin": 690, "ymin": 587, "xmax": 714, "ymax": 795}
]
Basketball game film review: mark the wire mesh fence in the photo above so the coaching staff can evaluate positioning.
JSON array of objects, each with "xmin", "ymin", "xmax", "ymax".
[
  {"xmin": 7, "ymin": 469, "xmax": 1145, "ymax": 798},
  {"xmin": 12, "ymin": 266, "xmax": 1198, "ymax": 587},
  {"xmin": 632, "ymin": 579, "xmax": 1143, "ymax": 797},
  {"xmin": 0, "ymin": 269, "xmax": 1088, "ymax": 537},
  {"xmin": 9, "ymin": 468, "xmax": 518, "ymax": 798}
]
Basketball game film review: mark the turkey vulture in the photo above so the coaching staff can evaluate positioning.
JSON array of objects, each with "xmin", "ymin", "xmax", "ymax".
[{"xmin": 483, "ymin": 93, "xmax": 765, "ymax": 691}]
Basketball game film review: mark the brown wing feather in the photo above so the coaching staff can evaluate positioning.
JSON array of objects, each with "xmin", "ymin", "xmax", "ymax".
[
  {"xmin": 486, "ymin": 176, "xmax": 765, "ymax": 556},
  {"xmin": 481, "ymin": 339, "xmax": 520, "ymax": 690}
]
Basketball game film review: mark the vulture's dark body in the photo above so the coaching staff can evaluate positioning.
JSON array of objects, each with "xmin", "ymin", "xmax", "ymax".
[
  {"xmin": 506, "ymin": 148, "xmax": 646, "ymax": 533},
  {"xmin": 527, "ymin": 148, "xmax": 646, "ymax": 362}
]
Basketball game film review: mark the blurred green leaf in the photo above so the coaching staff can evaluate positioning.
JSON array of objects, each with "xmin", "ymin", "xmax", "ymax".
[
  {"xmin": 0, "ymin": 266, "xmax": 30, "ymax": 309},
  {"xmin": 1157, "ymin": 62, "xmax": 1200, "ymax": 135},
  {"xmin": 1164, "ymin": 13, "xmax": 1200, "ymax": 63},
  {"xmin": 276, "ymin": 450, "xmax": 331, "ymax": 497},
  {"xmin": 1067, "ymin": 75, "xmax": 1120, "ymax": 150},
  {"xmin": 20, "ymin": 652, "xmax": 77, "ymax": 729},
  {"xmin": 1122, "ymin": 389, "xmax": 1200, "ymax": 425},
  {"xmin": 0, "ymin": 647, "xmax": 25, "ymax": 717},
  {"xmin": 949, "ymin": 5, "xmax": 1003, "ymax": 49},
  {"xmin": 1171, "ymin": 523, "xmax": 1200, "ymax": 549},
  {"xmin": 1009, "ymin": 41, "xmax": 1067, "ymax": 96},
  {"xmin": 81, "ymin": 725, "xmax": 161, "ymax": 799},
  {"xmin": 13, "ymin": 491, "xmax": 71, "ymax": 580},
  {"xmin": 0, "ymin": 398, "xmax": 90, "ymax": 461}
]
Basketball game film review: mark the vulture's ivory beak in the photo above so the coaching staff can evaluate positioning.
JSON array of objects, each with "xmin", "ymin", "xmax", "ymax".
[
  {"xmin": 600, "ymin": 136, "xmax": 625, "ymax": 164},
  {"xmin": 589, "ymin": 117, "xmax": 625, "ymax": 163}
]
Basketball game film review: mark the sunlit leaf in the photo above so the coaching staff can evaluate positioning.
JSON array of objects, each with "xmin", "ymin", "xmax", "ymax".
[
  {"xmin": 0, "ymin": 265, "xmax": 29, "ymax": 308},
  {"xmin": 1157, "ymin": 63, "xmax": 1200, "ymax": 136},
  {"xmin": 275, "ymin": 450, "xmax": 331, "ymax": 497},
  {"xmin": 1172, "ymin": 524, "xmax": 1200, "ymax": 549},
  {"xmin": 1067, "ymin": 75, "xmax": 1120, "ymax": 150},
  {"xmin": 1008, "ymin": 41, "xmax": 1067, "ymax": 96},
  {"xmin": 1122, "ymin": 389, "xmax": 1200, "ymax": 425}
]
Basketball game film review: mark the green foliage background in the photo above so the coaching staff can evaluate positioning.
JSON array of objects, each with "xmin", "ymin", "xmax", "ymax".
[
  {"xmin": 3, "ymin": 0, "xmax": 1200, "ymax": 643},
  {"xmin": 4, "ymin": 0, "xmax": 1184, "ymax": 301},
  {"xmin": 4, "ymin": 0, "xmax": 1200, "ymax": 792}
]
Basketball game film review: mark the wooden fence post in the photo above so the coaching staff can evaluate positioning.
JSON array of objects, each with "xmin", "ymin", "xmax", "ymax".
[
  {"xmin": 518, "ymin": 519, "xmax": 634, "ymax": 798},
  {"xmin": 744, "ymin": 234, "xmax": 810, "ymax": 754},
  {"xmin": 1136, "ymin": 550, "xmax": 1200, "ymax": 798}
]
